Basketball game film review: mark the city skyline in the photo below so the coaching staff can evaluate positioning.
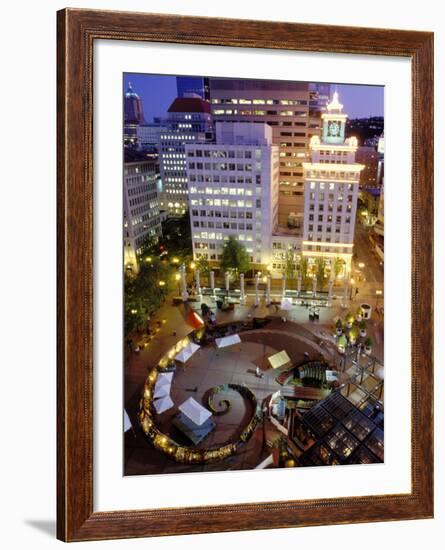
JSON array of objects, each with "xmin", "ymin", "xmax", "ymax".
[
  {"xmin": 123, "ymin": 74, "xmax": 385, "ymax": 476},
  {"xmin": 123, "ymin": 73, "xmax": 384, "ymax": 122}
]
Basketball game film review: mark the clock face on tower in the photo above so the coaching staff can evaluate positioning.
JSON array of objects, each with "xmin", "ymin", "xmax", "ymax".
[{"xmin": 328, "ymin": 121, "xmax": 340, "ymax": 137}]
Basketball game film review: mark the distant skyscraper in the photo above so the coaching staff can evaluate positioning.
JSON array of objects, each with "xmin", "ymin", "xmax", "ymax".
[
  {"xmin": 159, "ymin": 96, "xmax": 214, "ymax": 217},
  {"xmin": 124, "ymin": 82, "xmax": 146, "ymax": 145},
  {"xmin": 309, "ymin": 83, "xmax": 331, "ymax": 114},
  {"xmin": 209, "ymin": 78, "xmax": 321, "ymax": 227},
  {"xmin": 302, "ymin": 92, "xmax": 364, "ymax": 276},
  {"xmin": 176, "ymin": 76, "xmax": 210, "ymax": 100}
]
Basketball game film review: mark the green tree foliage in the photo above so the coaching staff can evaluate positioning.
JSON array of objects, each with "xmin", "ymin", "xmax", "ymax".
[
  {"xmin": 284, "ymin": 251, "xmax": 296, "ymax": 279},
  {"xmin": 220, "ymin": 236, "xmax": 250, "ymax": 277},
  {"xmin": 315, "ymin": 257, "xmax": 327, "ymax": 289},
  {"xmin": 123, "ymin": 259, "xmax": 170, "ymax": 336},
  {"xmin": 196, "ymin": 256, "xmax": 211, "ymax": 285},
  {"xmin": 299, "ymin": 257, "xmax": 309, "ymax": 288},
  {"xmin": 333, "ymin": 256, "xmax": 345, "ymax": 281}
]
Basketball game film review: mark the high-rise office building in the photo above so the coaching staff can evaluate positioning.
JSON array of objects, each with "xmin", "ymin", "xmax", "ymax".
[
  {"xmin": 302, "ymin": 92, "xmax": 364, "ymax": 276},
  {"xmin": 309, "ymin": 83, "xmax": 331, "ymax": 114},
  {"xmin": 185, "ymin": 122, "xmax": 279, "ymax": 266},
  {"xmin": 124, "ymin": 82, "xmax": 146, "ymax": 145},
  {"xmin": 159, "ymin": 96, "xmax": 214, "ymax": 217},
  {"xmin": 209, "ymin": 78, "xmax": 321, "ymax": 227},
  {"xmin": 123, "ymin": 152, "xmax": 161, "ymax": 273},
  {"xmin": 356, "ymin": 146, "xmax": 379, "ymax": 188},
  {"xmin": 176, "ymin": 76, "xmax": 210, "ymax": 100}
]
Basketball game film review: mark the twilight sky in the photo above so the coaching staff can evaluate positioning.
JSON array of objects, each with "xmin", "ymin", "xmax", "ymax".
[{"xmin": 124, "ymin": 73, "xmax": 383, "ymax": 122}]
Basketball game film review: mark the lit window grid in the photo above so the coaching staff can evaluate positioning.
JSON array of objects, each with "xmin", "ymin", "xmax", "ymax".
[{"xmin": 186, "ymin": 144, "xmax": 278, "ymax": 265}]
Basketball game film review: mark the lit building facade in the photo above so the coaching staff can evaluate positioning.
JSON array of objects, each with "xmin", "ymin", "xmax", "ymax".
[
  {"xmin": 302, "ymin": 92, "xmax": 364, "ymax": 275},
  {"xmin": 356, "ymin": 146, "xmax": 379, "ymax": 188},
  {"xmin": 123, "ymin": 157, "xmax": 162, "ymax": 272},
  {"xmin": 185, "ymin": 122, "xmax": 279, "ymax": 267},
  {"xmin": 209, "ymin": 79, "xmax": 321, "ymax": 227},
  {"xmin": 136, "ymin": 123, "xmax": 167, "ymax": 150},
  {"xmin": 159, "ymin": 97, "xmax": 214, "ymax": 217}
]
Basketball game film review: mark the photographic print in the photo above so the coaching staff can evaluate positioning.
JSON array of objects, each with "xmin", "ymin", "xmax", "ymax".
[{"xmin": 123, "ymin": 74, "xmax": 384, "ymax": 476}]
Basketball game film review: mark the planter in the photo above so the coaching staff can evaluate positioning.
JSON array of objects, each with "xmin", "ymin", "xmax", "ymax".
[
  {"xmin": 364, "ymin": 346, "xmax": 372, "ymax": 355},
  {"xmin": 360, "ymin": 329, "xmax": 367, "ymax": 338},
  {"xmin": 336, "ymin": 328, "xmax": 343, "ymax": 336}
]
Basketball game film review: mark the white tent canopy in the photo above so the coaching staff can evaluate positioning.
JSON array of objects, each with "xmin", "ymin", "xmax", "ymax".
[
  {"xmin": 154, "ymin": 381, "xmax": 171, "ymax": 399},
  {"xmin": 178, "ymin": 397, "xmax": 212, "ymax": 426},
  {"xmin": 280, "ymin": 297, "xmax": 293, "ymax": 310},
  {"xmin": 174, "ymin": 342, "xmax": 200, "ymax": 363},
  {"xmin": 153, "ymin": 395, "xmax": 174, "ymax": 414},
  {"xmin": 123, "ymin": 409, "xmax": 132, "ymax": 432},
  {"xmin": 215, "ymin": 334, "xmax": 241, "ymax": 348},
  {"xmin": 156, "ymin": 372, "xmax": 173, "ymax": 386}
]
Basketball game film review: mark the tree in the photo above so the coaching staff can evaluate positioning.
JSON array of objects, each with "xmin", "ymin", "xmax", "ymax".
[
  {"xmin": 284, "ymin": 251, "xmax": 296, "ymax": 279},
  {"xmin": 315, "ymin": 257, "xmax": 326, "ymax": 290},
  {"xmin": 299, "ymin": 257, "xmax": 309, "ymax": 288},
  {"xmin": 196, "ymin": 256, "xmax": 211, "ymax": 285},
  {"xmin": 220, "ymin": 236, "xmax": 250, "ymax": 277},
  {"xmin": 333, "ymin": 256, "xmax": 345, "ymax": 281},
  {"xmin": 123, "ymin": 258, "xmax": 171, "ymax": 337}
]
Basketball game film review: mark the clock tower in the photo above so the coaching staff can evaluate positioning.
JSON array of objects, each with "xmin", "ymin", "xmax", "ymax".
[
  {"xmin": 322, "ymin": 91, "xmax": 347, "ymax": 144},
  {"xmin": 302, "ymin": 92, "xmax": 364, "ymax": 279}
]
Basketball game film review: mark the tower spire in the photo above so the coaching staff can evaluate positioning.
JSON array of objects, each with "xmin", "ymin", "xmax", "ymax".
[{"xmin": 327, "ymin": 90, "xmax": 343, "ymax": 113}]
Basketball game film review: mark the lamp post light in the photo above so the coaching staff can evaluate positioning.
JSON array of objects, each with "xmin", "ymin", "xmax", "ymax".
[
  {"xmin": 195, "ymin": 269, "xmax": 201, "ymax": 296},
  {"xmin": 240, "ymin": 273, "xmax": 245, "ymax": 305},
  {"xmin": 349, "ymin": 277, "xmax": 355, "ymax": 300},
  {"xmin": 210, "ymin": 270, "xmax": 215, "ymax": 296},
  {"xmin": 254, "ymin": 273, "xmax": 260, "ymax": 307},
  {"xmin": 375, "ymin": 289, "xmax": 383, "ymax": 311},
  {"xmin": 266, "ymin": 275, "xmax": 271, "ymax": 306},
  {"xmin": 175, "ymin": 273, "xmax": 181, "ymax": 295},
  {"xmin": 180, "ymin": 264, "xmax": 189, "ymax": 302}
]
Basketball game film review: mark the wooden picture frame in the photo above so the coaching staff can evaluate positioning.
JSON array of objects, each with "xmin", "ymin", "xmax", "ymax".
[{"xmin": 57, "ymin": 8, "xmax": 434, "ymax": 542}]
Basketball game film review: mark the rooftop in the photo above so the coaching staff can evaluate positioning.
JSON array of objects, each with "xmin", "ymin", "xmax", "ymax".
[{"xmin": 168, "ymin": 97, "xmax": 211, "ymax": 114}]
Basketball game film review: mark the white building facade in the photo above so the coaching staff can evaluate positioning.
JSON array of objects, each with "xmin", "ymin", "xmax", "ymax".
[
  {"xmin": 302, "ymin": 92, "xmax": 364, "ymax": 276},
  {"xmin": 123, "ymin": 158, "xmax": 162, "ymax": 272},
  {"xmin": 185, "ymin": 122, "xmax": 279, "ymax": 267},
  {"xmin": 159, "ymin": 97, "xmax": 213, "ymax": 217}
]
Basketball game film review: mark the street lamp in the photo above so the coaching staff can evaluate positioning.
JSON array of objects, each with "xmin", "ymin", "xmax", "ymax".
[
  {"xmin": 375, "ymin": 289, "xmax": 383, "ymax": 311},
  {"xmin": 175, "ymin": 273, "xmax": 181, "ymax": 295},
  {"xmin": 350, "ymin": 277, "xmax": 355, "ymax": 300}
]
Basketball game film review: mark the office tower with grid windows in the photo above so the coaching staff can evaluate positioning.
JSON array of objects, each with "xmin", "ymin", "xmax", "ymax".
[
  {"xmin": 302, "ymin": 92, "xmax": 364, "ymax": 276},
  {"xmin": 185, "ymin": 122, "xmax": 279, "ymax": 267},
  {"xmin": 208, "ymin": 78, "xmax": 321, "ymax": 228},
  {"xmin": 123, "ymin": 153, "xmax": 162, "ymax": 273},
  {"xmin": 159, "ymin": 96, "xmax": 214, "ymax": 217}
]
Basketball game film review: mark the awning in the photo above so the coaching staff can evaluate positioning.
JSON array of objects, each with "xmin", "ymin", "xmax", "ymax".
[
  {"xmin": 268, "ymin": 350, "xmax": 292, "ymax": 370},
  {"xmin": 153, "ymin": 382, "xmax": 171, "ymax": 399},
  {"xmin": 215, "ymin": 334, "xmax": 241, "ymax": 348},
  {"xmin": 153, "ymin": 395, "xmax": 174, "ymax": 414},
  {"xmin": 123, "ymin": 409, "xmax": 132, "ymax": 432},
  {"xmin": 178, "ymin": 397, "xmax": 212, "ymax": 426},
  {"xmin": 156, "ymin": 372, "xmax": 173, "ymax": 386},
  {"xmin": 174, "ymin": 342, "xmax": 200, "ymax": 363}
]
